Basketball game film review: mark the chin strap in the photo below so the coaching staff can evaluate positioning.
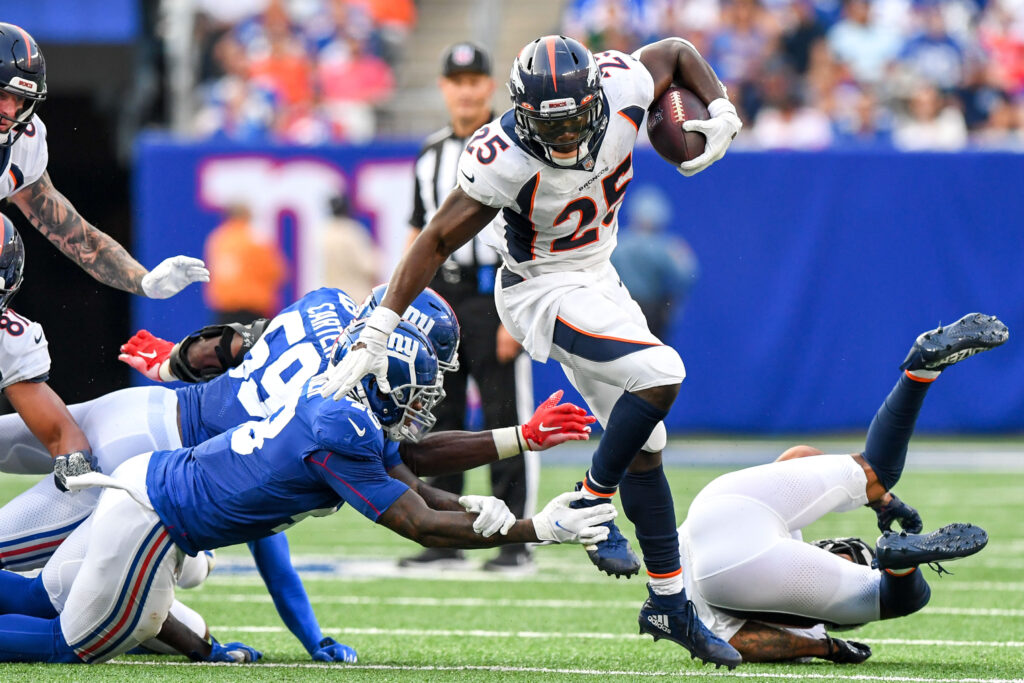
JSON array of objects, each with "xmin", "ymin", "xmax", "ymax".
[{"xmin": 168, "ymin": 318, "xmax": 270, "ymax": 383}]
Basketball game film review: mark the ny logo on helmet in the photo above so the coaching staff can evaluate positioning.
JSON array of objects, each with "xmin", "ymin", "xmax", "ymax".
[
  {"xmin": 402, "ymin": 306, "xmax": 436, "ymax": 336},
  {"xmin": 388, "ymin": 333, "xmax": 421, "ymax": 359}
]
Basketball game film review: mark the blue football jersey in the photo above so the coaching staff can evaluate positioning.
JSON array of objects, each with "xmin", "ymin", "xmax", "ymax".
[
  {"xmin": 148, "ymin": 377, "xmax": 409, "ymax": 555},
  {"xmin": 176, "ymin": 288, "xmax": 358, "ymax": 447}
]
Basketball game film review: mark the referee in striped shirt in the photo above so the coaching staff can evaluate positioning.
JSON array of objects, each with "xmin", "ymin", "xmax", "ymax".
[{"xmin": 399, "ymin": 42, "xmax": 537, "ymax": 572}]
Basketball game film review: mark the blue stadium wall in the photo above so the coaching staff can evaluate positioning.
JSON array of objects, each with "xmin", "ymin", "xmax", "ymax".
[{"xmin": 133, "ymin": 137, "xmax": 1024, "ymax": 434}]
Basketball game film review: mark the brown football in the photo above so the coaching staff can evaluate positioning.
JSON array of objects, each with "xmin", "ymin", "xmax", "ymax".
[{"xmin": 646, "ymin": 86, "xmax": 709, "ymax": 165}]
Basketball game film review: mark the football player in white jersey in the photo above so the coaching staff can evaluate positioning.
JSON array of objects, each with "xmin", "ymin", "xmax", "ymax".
[
  {"xmin": 0, "ymin": 23, "xmax": 208, "ymax": 299},
  {"xmin": 676, "ymin": 313, "xmax": 1004, "ymax": 664},
  {"xmin": 320, "ymin": 35, "xmax": 744, "ymax": 667}
]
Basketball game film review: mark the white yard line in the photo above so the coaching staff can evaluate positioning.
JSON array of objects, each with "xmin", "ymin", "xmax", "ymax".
[{"xmin": 110, "ymin": 659, "xmax": 1024, "ymax": 682}]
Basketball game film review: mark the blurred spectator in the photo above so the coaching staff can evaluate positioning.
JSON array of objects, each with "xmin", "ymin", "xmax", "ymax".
[
  {"xmin": 563, "ymin": 0, "xmax": 647, "ymax": 53},
  {"xmin": 707, "ymin": 0, "xmax": 779, "ymax": 117},
  {"xmin": 317, "ymin": 36, "xmax": 395, "ymax": 141},
  {"xmin": 779, "ymin": 0, "xmax": 827, "ymax": 75},
  {"xmin": 827, "ymin": 0, "xmax": 901, "ymax": 84},
  {"xmin": 611, "ymin": 186, "xmax": 699, "ymax": 339},
  {"xmin": 831, "ymin": 87, "xmax": 893, "ymax": 146},
  {"xmin": 204, "ymin": 205, "xmax": 288, "ymax": 324},
  {"xmin": 752, "ymin": 65, "xmax": 835, "ymax": 148},
  {"xmin": 893, "ymin": 83, "xmax": 968, "ymax": 150},
  {"xmin": 896, "ymin": 3, "xmax": 965, "ymax": 90},
  {"xmin": 320, "ymin": 194, "xmax": 380, "ymax": 303},
  {"xmin": 970, "ymin": 92, "xmax": 1024, "ymax": 149}
]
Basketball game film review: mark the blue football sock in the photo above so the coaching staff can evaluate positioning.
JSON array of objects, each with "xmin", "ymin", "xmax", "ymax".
[
  {"xmin": 879, "ymin": 567, "xmax": 931, "ymax": 619},
  {"xmin": 0, "ymin": 614, "xmax": 81, "ymax": 663},
  {"xmin": 862, "ymin": 373, "xmax": 932, "ymax": 491},
  {"xmin": 588, "ymin": 392, "xmax": 669, "ymax": 489},
  {"xmin": 0, "ymin": 572, "xmax": 57, "ymax": 618},
  {"xmin": 620, "ymin": 465, "xmax": 681, "ymax": 579}
]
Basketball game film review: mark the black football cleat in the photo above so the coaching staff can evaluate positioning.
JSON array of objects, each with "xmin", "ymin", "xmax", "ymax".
[
  {"xmin": 638, "ymin": 584, "xmax": 742, "ymax": 669},
  {"xmin": 570, "ymin": 482, "xmax": 641, "ymax": 578},
  {"xmin": 900, "ymin": 313, "xmax": 1008, "ymax": 372},
  {"xmin": 875, "ymin": 523, "xmax": 988, "ymax": 570}
]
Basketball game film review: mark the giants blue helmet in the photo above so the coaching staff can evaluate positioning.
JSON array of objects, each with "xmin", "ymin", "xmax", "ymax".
[
  {"xmin": 508, "ymin": 35, "xmax": 607, "ymax": 170},
  {"xmin": 0, "ymin": 23, "xmax": 46, "ymax": 147},
  {"xmin": 333, "ymin": 320, "xmax": 443, "ymax": 442},
  {"xmin": 359, "ymin": 285, "xmax": 461, "ymax": 373},
  {"xmin": 0, "ymin": 214, "xmax": 25, "ymax": 313}
]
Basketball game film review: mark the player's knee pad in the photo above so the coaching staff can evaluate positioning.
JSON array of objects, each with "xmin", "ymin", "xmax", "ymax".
[
  {"xmin": 643, "ymin": 422, "xmax": 667, "ymax": 453},
  {"xmin": 176, "ymin": 551, "xmax": 214, "ymax": 590},
  {"xmin": 879, "ymin": 568, "xmax": 931, "ymax": 619},
  {"xmin": 627, "ymin": 345, "xmax": 686, "ymax": 392}
]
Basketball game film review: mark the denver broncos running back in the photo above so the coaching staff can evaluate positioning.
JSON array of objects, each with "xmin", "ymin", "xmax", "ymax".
[{"xmin": 320, "ymin": 35, "xmax": 743, "ymax": 668}]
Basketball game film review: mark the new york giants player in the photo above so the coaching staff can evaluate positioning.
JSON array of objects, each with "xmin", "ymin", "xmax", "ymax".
[
  {"xmin": 0, "ymin": 323, "xmax": 615, "ymax": 664},
  {"xmin": 0, "ymin": 23, "xmax": 207, "ymax": 299},
  {"xmin": 319, "ymin": 35, "xmax": 743, "ymax": 667},
  {"xmin": 674, "ymin": 313, "xmax": 1004, "ymax": 664}
]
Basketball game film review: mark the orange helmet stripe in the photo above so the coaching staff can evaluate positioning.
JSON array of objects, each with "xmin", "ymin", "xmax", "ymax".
[{"xmin": 545, "ymin": 37, "xmax": 558, "ymax": 92}]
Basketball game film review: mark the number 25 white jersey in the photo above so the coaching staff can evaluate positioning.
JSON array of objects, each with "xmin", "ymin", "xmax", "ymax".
[{"xmin": 457, "ymin": 50, "xmax": 655, "ymax": 278}]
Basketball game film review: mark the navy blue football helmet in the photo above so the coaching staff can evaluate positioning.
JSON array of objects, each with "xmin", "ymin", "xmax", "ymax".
[
  {"xmin": 333, "ymin": 320, "xmax": 443, "ymax": 442},
  {"xmin": 508, "ymin": 35, "xmax": 607, "ymax": 170},
  {"xmin": 0, "ymin": 214, "xmax": 25, "ymax": 313},
  {"xmin": 0, "ymin": 23, "xmax": 46, "ymax": 147},
  {"xmin": 359, "ymin": 285, "xmax": 461, "ymax": 373}
]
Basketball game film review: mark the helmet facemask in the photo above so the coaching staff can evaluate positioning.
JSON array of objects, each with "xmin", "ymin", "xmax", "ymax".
[{"xmin": 515, "ymin": 94, "xmax": 606, "ymax": 167}]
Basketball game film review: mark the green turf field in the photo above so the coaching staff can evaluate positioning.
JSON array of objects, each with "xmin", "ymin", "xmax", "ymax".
[{"xmin": 1, "ymin": 462, "xmax": 1022, "ymax": 682}]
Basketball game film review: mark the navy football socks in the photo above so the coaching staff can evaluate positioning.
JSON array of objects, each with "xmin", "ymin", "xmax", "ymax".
[
  {"xmin": 0, "ymin": 572, "xmax": 57, "ymax": 618},
  {"xmin": 588, "ymin": 392, "xmax": 669, "ymax": 489},
  {"xmin": 621, "ymin": 465, "xmax": 681, "ymax": 579},
  {"xmin": 862, "ymin": 372, "xmax": 933, "ymax": 491},
  {"xmin": 879, "ymin": 567, "xmax": 931, "ymax": 619}
]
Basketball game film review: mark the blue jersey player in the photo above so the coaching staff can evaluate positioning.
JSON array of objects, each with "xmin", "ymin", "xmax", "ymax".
[{"xmin": 0, "ymin": 322, "xmax": 616, "ymax": 664}]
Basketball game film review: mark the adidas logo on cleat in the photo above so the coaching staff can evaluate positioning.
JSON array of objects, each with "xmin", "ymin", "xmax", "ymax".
[{"xmin": 647, "ymin": 614, "xmax": 671, "ymax": 634}]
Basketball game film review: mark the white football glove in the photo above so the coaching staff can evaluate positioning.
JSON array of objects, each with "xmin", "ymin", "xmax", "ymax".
[
  {"xmin": 459, "ymin": 495, "xmax": 516, "ymax": 537},
  {"xmin": 531, "ymin": 491, "xmax": 616, "ymax": 544},
  {"xmin": 319, "ymin": 307, "xmax": 400, "ymax": 400},
  {"xmin": 679, "ymin": 98, "xmax": 742, "ymax": 177},
  {"xmin": 141, "ymin": 255, "xmax": 211, "ymax": 299}
]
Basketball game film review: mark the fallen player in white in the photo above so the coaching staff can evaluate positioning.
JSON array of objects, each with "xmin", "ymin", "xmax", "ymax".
[{"xmin": 671, "ymin": 313, "xmax": 1007, "ymax": 664}]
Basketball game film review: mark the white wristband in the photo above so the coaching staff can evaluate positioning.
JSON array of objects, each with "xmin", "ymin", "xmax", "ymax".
[
  {"xmin": 157, "ymin": 360, "xmax": 176, "ymax": 382},
  {"xmin": 492, "ymin": 426, "xmax": 524, "ymax": 459},
  {"xmin": 708, "ymin": 98, "xmax": 737, "ymax": 119},
  {"xmin": 365, "ymin": 306, "xmax": 401, "ymax": 336}
]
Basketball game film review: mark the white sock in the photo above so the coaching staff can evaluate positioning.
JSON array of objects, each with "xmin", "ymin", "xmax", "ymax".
[{"xmin": 649, "ymin": 574, "xmax": 684, "ymax": 596}]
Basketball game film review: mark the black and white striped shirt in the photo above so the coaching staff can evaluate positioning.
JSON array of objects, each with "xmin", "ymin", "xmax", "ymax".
[{"xmin": 410, "ymin": 124, "xmax": 499, "ymax": 269}]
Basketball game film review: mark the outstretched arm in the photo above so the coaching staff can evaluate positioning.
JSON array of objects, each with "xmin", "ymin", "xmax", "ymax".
[
  {"xmin": 10, "ymin": 172, "xmax": 208, "ymax": 297},
  {"xmin": 4, "ymin": 380, "xmax": 89, "ymax": 458}
]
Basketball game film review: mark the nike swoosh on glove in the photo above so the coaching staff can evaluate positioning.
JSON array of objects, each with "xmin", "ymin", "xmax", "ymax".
[
  {"xmin": 679, "ymin": 98, "xmax": 742, "ymax": 177},
  {"xmin": 141, "ymin": 255, "xmax": 210, "ymax": 299},
  {"xmin": 118, "ymin": 329, "xmax": 174, "ymax": 382},
  {"xmin": 520, "ymin": 390, "xmax": 596, "ymax": 450},
  {"xmin": 532, "ymin": 491, "xmax": 616, "ymax": 544}
]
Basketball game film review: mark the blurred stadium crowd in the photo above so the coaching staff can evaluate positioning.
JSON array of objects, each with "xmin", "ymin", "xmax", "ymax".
[
  {"xmin": 564, "ymin": 0, "xmax": 1024, "ymax": 150},
  {"xmin": 189, "ymin": 0, "xmax": 414, "ymax": 143}
]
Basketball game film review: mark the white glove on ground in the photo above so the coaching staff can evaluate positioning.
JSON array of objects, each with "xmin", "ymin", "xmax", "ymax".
[
  {"xmin": 459, "ymin": 495, "xmax": 516, "ymax": 537},
  {"xmin": 141, "ymin": 256, "xmax": 210, "ymax": 299},
  {"xmin": 532, "ymin": 491, "xmax": 616, "ymax": 544},
  {"xmin": 679, "ymin": 98, "xmax": 742, "ymax": 177}
]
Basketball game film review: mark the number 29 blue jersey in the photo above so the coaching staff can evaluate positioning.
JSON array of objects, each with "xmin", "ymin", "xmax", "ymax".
[
  {"xmin": 148, "ymin": 377, "xmax": 409, "ymax": 555},
  {"xmin": 175, "ymin": 288, "xmax": 358, "ymax": 448}
]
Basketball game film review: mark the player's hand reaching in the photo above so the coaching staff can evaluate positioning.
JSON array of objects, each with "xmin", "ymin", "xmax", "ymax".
[
  {"xmin": 320, "ymin": 308, "xmax": 400, "ymax": 400},
  {"xmin": 311, "ymin": 637, "xmax": 357, "ymax": 663},
  {"xmin": 118, "ymin": 330, "xmax": 174, "ymax": 382},
  {"xmin": 141, "ymin": 255, "xmax": 210, "ymax": 299},
  {"xmin": 822, "ymin": 636, "xmax": 871, "ymax": 664},
  {"xmin": 679, "ymin": 98, "xmax": 742, "ymax": 177},
  {"xmin": 521, "ymin": 390, "xmax": 596, "ymax": 450},
  {"xmin": 459, "ymin": 495, "xmax": 516, "ymax": 537},
  {"xmin": 532, "ymin": 491, "xmax": 616, "ymax": 544},
  {"xmin": 206, "ymin": 637, "xmax": 262, "ymax": 663},
  {"xmin": 873, "ymin": 493, "xmax": 923, "ymax": 534}
]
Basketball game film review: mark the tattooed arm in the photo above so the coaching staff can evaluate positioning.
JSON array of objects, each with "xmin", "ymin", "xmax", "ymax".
[
  {"xmin": 728, "ymin": 622, "xmax": 828, "ymax": 662},
  {"xmin": 10, "ymin": 171, "xmax": 148, "ymax": 293}
]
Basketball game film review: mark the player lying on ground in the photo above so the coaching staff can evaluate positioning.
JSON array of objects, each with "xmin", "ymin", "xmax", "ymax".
[
  {"xmin": 0, "ymin": 24, "xmax": 207, "ymax": 299},
  {"xmin": 0, "ymin": 321, "xmax": 614, "ymax": 664},
  {"xmin": 320, "ymin": 33, "xmax": 744, "ymax": 668},
  {"xmin": 0, "ymin": 286, "xmax": 593, "ymax": 662},
  {"xmin": 672, "ymin": 313, "xmax": 1006, "ymax": 664}
]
